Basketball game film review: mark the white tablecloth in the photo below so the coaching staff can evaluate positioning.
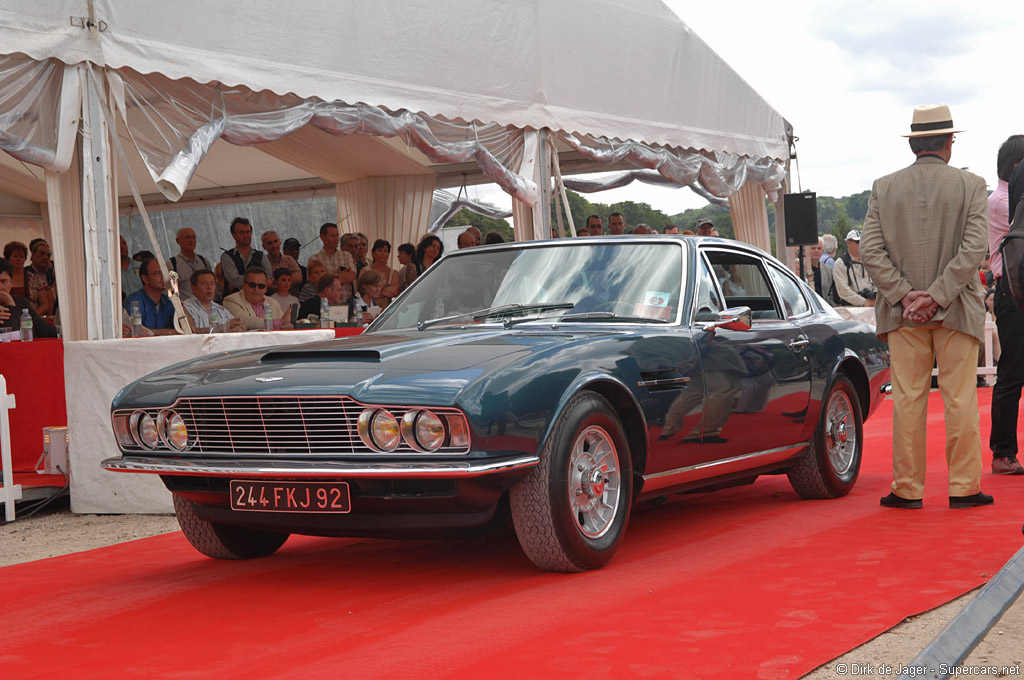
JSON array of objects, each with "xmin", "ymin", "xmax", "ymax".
[{"xmin": 65, "ymin": 330, "xmax": 336, "ymax": 513}]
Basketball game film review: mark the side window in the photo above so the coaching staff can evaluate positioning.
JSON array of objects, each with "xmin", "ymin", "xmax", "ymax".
[
  {"xmin": 694, "ymin": 256, "xmax": 725, "ymax": 321},
  {"xmin": 705, "ymin": 250, "xmax": 780, "ymax": 320},
  {"xmin": 768, "ymin": 265, "xmax": 810, "ymax": 318}
]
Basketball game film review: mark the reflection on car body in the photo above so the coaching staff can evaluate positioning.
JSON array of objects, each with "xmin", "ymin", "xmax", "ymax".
[{"xmin": 103, "ymin": 237, "xmax": 890, "ymax": 572}]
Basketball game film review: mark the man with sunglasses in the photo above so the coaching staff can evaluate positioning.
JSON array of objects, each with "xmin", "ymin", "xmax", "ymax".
[{"xmin": 223, "ymin": 267, "xmax": 287, "ymax": 331}]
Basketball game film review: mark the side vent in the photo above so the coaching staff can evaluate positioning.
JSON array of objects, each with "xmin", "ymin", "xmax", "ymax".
[{"xmin": 637, "ymin": 369, "xmax": 691, "ymax": 392}]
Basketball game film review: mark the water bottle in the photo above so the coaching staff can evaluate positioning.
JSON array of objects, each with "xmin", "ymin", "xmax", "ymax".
[
  {"xmin": 209, "ymin": 308, "xmax": 220, "ymax": 333},
  {"xmin": 19, "ymin": 308, "xmax": 33, "ymax": 342},
  {"xmin": 130, "ymin": 300, "xmax": 142, "ymax": 338},
  {"xmin": 263, "ymin": 301, "xmax": 273, "ymax": 331},
  {"xmin": 319, "ymin": 297, "xmax": 331, "ymax": 328}
]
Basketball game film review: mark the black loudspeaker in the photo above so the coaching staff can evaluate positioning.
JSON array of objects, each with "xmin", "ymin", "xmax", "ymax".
[{"xmin": 784, "ymin": 192, "xmax": 819, "ymax": 246}]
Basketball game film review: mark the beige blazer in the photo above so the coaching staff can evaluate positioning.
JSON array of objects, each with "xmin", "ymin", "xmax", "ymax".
[
  {"xmin": 860, "ymin": 156, "xmax": 988, "ymax": 341},
  {"xmin": 223, "ymin": 292, "xmax": 285, "ymax": 331}
]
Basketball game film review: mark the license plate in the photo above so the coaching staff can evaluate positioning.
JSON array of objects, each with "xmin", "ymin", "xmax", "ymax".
[{"xmin": 229, "ymin": 480, "xmax": 351, "ymax": 513}]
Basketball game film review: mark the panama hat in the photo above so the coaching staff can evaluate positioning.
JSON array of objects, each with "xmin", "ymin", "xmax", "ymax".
[{"xmin": 903, "ymin": 104, "xmax": 963, "ymax": 138}]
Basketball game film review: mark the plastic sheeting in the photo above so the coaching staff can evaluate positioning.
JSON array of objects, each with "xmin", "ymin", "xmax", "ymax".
[
  {"xmin": 108, "ymin": 68, "xmax": 534, "ymax": 205},
  {"xmin": 429, "ymin": 189, "xmax": 513, "ymax": 234},
  {"xmin": 0, "ymin": 53, "xmax": 78, "ymax": 172},
  {"xmin": 559, "ymin": 131, "xmax": 787, "ymax": 203},
  {"xmin": 562, "ymin": 170, "xmax": 731, "ymax": 209}
]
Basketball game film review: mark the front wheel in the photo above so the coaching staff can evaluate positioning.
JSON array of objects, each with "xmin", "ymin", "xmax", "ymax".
[
  {"xmin": 510, "ymin": 391, "xmax": 633, "ymax": 572},
  {"xmin": 787, "ymin": 374, "xmax": 863, "ymax": 499},
  {"xmin": 173, "ymin": 494, "xmax": 290, "ymax": 559}
]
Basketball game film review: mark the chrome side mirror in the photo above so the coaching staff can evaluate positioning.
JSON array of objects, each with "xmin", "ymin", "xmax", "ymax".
[{"xmin": 702, "ymin": 306, "xmax": 752, "ymax": 332}]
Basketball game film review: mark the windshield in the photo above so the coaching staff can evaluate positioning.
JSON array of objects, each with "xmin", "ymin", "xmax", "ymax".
[{"xmin": 372, "ymin": 241, "xmax": 684, "ymax": 331}]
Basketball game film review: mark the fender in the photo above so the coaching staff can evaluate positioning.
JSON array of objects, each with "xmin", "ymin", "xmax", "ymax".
[{"xmin": 536, "ymin": 370, "xmax": 647, "ymax": 464}]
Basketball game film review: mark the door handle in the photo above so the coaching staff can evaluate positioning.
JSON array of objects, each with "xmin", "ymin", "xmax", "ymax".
[{"xmin": 788, "ymin": 338, "xmax": 809, "ymax": 350}]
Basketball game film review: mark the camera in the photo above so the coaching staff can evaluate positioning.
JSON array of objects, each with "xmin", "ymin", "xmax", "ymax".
[{"xmin": 858, "ymin": 289, "xmax": 877, "ymax": 300}]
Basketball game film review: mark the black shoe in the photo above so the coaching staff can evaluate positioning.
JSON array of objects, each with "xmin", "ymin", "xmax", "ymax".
[
  {"xmin": 880, "ymin": 492, "xmax": 922, "ymax": 509},
  {"xmin": 657, "ymin": 433, "xmax": 674, "ymax": 441},
  {"xmin": 949, "ymin": 492, "xmax": 994, "ymax": 508}
]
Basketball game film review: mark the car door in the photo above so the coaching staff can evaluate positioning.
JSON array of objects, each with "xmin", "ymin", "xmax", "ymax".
[{"xmin": 691, "ymin": 248, "xmax": 812, "ymax": 461}]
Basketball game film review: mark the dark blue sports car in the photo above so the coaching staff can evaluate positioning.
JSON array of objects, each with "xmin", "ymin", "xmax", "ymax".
[{"xmin": 104, "ymin": 237, "xmax": 890, "ymax": 571}]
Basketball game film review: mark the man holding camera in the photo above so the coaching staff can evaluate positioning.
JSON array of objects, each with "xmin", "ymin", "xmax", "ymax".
[{"xmin": 833, "ymin": 229, "xmax": 876, "ymax": 306}]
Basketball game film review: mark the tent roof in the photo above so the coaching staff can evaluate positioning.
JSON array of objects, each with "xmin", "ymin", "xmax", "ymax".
[{"xmin": 0, "ymin": 0, "xmax": 789, "ymax": 161}]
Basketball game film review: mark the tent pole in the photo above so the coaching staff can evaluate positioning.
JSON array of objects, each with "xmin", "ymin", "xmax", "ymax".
[
  {"xmin": 530, "ymin": 129, "xmax": 552, "ymax": 241},
  {"xmin": 81, "ymin": 65, "xmax": 118, "ymax": 340}
]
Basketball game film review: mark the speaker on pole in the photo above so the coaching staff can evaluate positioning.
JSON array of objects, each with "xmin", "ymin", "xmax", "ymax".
[{"xmin": 784, "ymin": 192, "xmax": 819, "ymax": 246}]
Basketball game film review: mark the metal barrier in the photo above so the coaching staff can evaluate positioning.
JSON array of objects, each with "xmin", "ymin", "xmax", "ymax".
[{"xmin": 898, "ymin": 537, "xmax": 1024, "ymax": 679}]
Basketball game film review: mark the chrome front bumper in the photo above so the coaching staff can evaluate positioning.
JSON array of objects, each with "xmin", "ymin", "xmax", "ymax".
[{"xmin": 101, "ymin": 454, "xmax": 540, "ymax": 479}]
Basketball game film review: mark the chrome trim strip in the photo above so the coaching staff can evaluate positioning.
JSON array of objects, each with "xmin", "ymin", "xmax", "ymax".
[
  {"xmin": 101, "ymin": 454, "xmax": 540, "ymax": 479},
  {"xmin": 637, "ymin": 377, "xmax": 691, "ymax": 388},
  {"xmin": 641, "ymin": 443, "xmax": 807, "ymax": 493}
]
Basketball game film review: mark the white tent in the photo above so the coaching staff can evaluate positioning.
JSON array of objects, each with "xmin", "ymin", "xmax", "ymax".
[{"xmin": 0, "ymin": 0, "xmax": 793, "ymax": 341}]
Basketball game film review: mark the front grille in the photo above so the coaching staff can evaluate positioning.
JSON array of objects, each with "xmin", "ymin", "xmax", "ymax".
[{"xmin": 115, "ymin": 396, "xmax": 468, "ymax": 456}]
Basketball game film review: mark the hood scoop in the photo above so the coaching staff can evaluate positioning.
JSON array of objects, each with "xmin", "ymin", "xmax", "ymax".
[{"xmin": 261, "ymin": 349, "xmax": 382, "ymax": 364}]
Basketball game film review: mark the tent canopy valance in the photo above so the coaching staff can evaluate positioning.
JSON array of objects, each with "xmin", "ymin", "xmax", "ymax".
[{"xmin": 0, "ymin": 53, "xmax": 787, "ymax": 210}]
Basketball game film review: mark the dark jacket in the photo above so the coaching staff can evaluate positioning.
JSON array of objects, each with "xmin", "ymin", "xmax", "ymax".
[{"xmin": 2, "ymin": 294, "xmax": 58, "ymax": 338}]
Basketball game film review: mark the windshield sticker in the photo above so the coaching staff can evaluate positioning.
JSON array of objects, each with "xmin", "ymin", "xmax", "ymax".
[
  {"xmin": 634, "ymin": 291, "xmax": 673, "ymax": 320},
  {"xmin": 643, "ymin": 291, "xmax": 670, "ymax": 307}
]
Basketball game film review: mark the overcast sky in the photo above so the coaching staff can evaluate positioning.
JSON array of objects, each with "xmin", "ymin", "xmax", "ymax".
[{"xmin": 474, "ymin": 0, "xmax": 1024, "ymax": 220}]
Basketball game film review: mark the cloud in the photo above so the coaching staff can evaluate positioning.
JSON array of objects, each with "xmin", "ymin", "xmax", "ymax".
[{"xmin": 811, "ymin": 3, "xmax": 998, "ymax": 103}]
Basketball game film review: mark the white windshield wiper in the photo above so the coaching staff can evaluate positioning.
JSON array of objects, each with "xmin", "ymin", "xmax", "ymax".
[{"xmin": 418, "ymin": 302, "xmax": 575, "ymax": 331}]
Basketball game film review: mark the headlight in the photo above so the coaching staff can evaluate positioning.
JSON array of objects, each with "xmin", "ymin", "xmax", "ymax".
[
  {"xmin": 134, "ymin": 412, "xmax": 159, "ymax": 449},
  {"xmin": 402, "ymin": 409, "xmax": 445, "ymax": 452},
  {"xmin": 367, "ymin": 409, "xmax": 401, "ymax": 451},
  {"xmin": 415, "ymin": 411, "xmax": 445, "ymax": 451},
  {"xmin": 160, "ymin": 411, "xmax": 189, "ymax": 451}
]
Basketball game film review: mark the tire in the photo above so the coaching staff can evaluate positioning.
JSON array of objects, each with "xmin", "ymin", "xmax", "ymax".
[
  {"xmin": 173, "ymin": 494, "xmax": 289, "ymax": 560},
  {"xmin": 510, "ymin": 391, "xmax": 633, "ymax": 572},
  {"xmin": 787, "ymin": 374, "xmax": 863, "ymax": 499}
]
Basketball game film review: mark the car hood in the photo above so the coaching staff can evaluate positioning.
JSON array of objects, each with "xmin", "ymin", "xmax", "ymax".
[{"xmin": 113, "ymin": 329, "xmax": 612, "ymax": 408}]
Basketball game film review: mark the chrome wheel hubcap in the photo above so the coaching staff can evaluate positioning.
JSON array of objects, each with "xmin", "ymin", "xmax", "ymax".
[
  {"xmin": 569, "ymin": 425, "xmax": 621, "ymax": 539},
  {"xmin": 825, "ymin": 390, "xmax": 856, "ymax": 475}
]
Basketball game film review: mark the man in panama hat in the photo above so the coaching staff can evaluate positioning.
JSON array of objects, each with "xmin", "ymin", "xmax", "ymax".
[{"xmin": 860, "ymin": 104, "xmax": 992, "ymax": 509}]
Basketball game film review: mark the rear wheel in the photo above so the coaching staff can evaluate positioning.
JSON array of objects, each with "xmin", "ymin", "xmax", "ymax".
[
  {"xmin": 787, "ymin": 374, "xmax": 862, "ymax": 499},
  {"xmin": 510, "ymin": 391, "xmax": 633, "ymax": 572},
  {"xmin": 173, "ymin": 494, "xmax": 289, "ymax": 559}
]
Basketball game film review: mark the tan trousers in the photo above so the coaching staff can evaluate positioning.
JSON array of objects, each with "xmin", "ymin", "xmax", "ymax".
[{"xmin": 887, "ymin": 326, "xmax": 982, "ymax": 499}]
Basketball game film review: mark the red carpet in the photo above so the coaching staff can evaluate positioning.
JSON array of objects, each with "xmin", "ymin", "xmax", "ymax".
[{"xmin": 2, "ymin": 390, "xmax": 1021, "ymax": 679}]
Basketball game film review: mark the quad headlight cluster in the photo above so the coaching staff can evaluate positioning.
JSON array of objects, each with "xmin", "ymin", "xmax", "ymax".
[
  {"xmin": 357, "ymin": 408, "xmax": 469, "ymax": 453},
  {"xmin": 113, "ymin": 410, "xmax": 190, "ymax": 451}
]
